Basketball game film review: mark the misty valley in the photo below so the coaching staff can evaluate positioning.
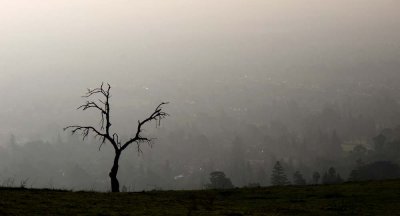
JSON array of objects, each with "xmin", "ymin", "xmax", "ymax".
[
  {"xmin": 1, "ymin": 78, "xmax": 400, "ymax": 192},
  {"xmin": 1, "ymin": 0, "xmax": 400, "ymax": 215},
  {"xmin": 1, "ymin": 77, "xmax": 400, "ymax": 215}
]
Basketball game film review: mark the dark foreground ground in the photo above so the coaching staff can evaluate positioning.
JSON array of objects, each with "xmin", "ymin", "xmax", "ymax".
[{"xmin": 1, "ymin": 180, "xmax": 400, "ymax": 216}]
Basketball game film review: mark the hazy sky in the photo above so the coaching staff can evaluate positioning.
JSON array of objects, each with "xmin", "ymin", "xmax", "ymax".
[{"xmin": 0, "ymin": 0, "xmax": 399, "ymax": 139}]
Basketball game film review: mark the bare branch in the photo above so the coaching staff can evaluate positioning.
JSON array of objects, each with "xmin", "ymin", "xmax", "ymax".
[
  {"xmin": 81, "ymin": 82, "xmax": 111, "ymax": 99},
  {"xmin": 64, "ymin": 126, "xmax": 106, "ymax": 142},
  {"xmin": 64, "ymin": 83, "xmax": 118, "ymax": 151},
  {"xmin": 120, "ymin": 102, "xmax": 169, "ymax": 151},
  {"xmin": 113, "ymin": 133, "xmax": 121, "ymax": 148},
  {"xmin": 78, "ymin": 101, "xmax": 106, "ymax": 113},
  {"xmin": 64, "ymin": 83, "xmax": 168, "ymax": 193},
  {"xmin": 65, "ymin": 84, "xmax": 168, "ymax": 153}
]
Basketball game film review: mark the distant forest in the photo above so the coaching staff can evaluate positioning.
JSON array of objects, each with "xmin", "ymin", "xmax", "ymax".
[{"xmin": 1, "ymin": 77, "xmax": 400, "ymax": 191}]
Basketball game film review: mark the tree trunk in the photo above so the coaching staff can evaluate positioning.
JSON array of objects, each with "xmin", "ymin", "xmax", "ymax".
[{"xmin": 109, "ymin": 150, "xmax": 121, "ymax": 192}]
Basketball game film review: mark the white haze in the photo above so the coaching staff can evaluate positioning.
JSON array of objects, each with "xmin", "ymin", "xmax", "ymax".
[
  {"xmin": 0, "ymin": 0, "xmax": 400, "ymax": 190},
  {"xmin": 0, "ymin": 0, "xmax": 399, "ymax": 138}
]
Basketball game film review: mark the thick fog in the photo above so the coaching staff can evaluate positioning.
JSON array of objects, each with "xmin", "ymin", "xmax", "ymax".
[{"xmin": 1, "ymin": 0, "xmax": 400, "ymax": 191}]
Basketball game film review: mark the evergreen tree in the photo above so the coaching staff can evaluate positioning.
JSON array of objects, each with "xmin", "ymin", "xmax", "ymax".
[{"xmin": 271, "ymin": 161, "xmax": 290, "ymax": 186}]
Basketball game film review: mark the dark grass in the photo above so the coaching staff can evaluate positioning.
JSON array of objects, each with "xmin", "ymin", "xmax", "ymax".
[{"xmin": 1, "ymin": 180, "xmax": 400, "ymax": 215}]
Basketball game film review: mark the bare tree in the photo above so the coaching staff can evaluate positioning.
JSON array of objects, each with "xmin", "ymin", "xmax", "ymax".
[{"xmin": 64, "ymin": 83, "xmax": 168, "ymax": 192}]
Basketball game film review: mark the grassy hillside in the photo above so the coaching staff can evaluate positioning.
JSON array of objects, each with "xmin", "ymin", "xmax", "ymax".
[{"xmin": 1, "ymin": 180, "xmax": 400, "ymax": 216}]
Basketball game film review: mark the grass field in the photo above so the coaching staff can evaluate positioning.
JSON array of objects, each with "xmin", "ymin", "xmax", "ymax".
[{"xmin": 1, "ymin": 180, "xmax": 400, "ymax": 215}]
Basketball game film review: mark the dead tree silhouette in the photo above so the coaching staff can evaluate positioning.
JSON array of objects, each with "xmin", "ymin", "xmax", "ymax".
[{"xmin": 64, "ymin": 83, "xmax": 168, "ymax": 192}]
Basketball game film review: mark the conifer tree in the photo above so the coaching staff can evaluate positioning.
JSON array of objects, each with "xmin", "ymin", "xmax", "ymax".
[{"xmin": 271, "ymin": 161, "xmax": 290, "ymax": 186}]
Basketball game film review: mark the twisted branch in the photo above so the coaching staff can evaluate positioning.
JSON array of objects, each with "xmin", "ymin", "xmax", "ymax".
[
  {"xmin": 64, "ymin": 83, "xmax": 168, "ymax": 154},
  {"xmin": 120, "ymin": 102, "xmax": 169, "ymax": 152}
]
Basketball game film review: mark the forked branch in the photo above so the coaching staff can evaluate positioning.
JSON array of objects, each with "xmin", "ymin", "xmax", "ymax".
[
  {"xmin": 64, "ymin": 125, "xmax": 107, "ymax": 143},
  {"xmin": 120, "ymin": 102, "xmax": 169, "ymax": 151},
  {"xmin": 64, "ymin": 83, "xmax": 117, "ymax": 150},
  {"xmin": 64, "ymin": 83, "xmax": 168, "ymax": 153},
  {"xmin": 64, "ymin": 83, "xmax": 168, "ymax": 193}
]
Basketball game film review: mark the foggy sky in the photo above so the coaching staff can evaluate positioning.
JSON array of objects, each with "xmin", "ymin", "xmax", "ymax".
[{"xmin": 1, "ymin": 0, "xmax": 400, "ymax": 140}]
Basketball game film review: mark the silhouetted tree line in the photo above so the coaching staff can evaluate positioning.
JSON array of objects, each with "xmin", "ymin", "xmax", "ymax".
[
  {"xmin": 1, "ymin": 80, "xmax": 400, "ymax": 191},
  {"xmin": 3, "ymin": 124, "xmax": 400, "ymax": 191}
]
